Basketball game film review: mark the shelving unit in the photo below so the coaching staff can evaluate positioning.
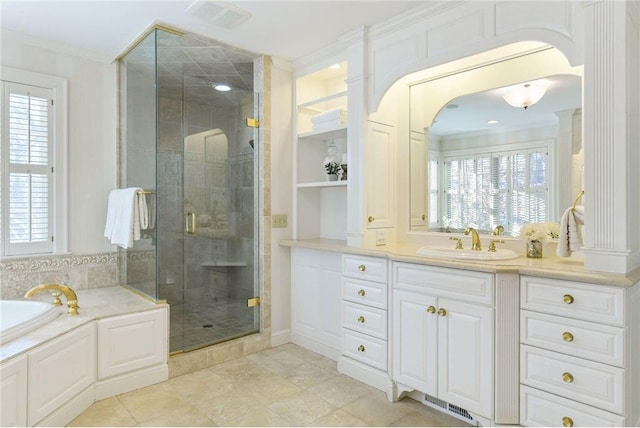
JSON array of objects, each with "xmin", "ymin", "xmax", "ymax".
[{"xmin": 294, "ymin": 61, "xmax": 349, "ymax": 240}]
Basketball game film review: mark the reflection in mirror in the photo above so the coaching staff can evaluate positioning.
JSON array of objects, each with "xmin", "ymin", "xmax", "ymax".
[{"xmin": 409, "ymin": 45, "xmax": 583, "ymax": 237}]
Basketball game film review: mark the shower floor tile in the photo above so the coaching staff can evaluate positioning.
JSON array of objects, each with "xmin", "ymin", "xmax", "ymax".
[
  {"xmin": 171, "ymin": 296, "xmax": 257, "ymax": 352},
  {"xmin": 68, "ymin": 344, "xmax": 472, "ymax": 427}
]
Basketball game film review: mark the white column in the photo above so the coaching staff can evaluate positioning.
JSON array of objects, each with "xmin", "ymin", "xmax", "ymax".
[{"xmin": 582, "ymin": 0, "xmax": 640, "ymax": 273}]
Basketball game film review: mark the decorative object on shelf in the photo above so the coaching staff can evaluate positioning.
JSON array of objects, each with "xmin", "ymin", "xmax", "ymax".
[
  {"xmin": 518, "ymin": 222, "xmax": 559, "ymax": 258},
  {"xmin": 340, "ymin": 153, "xmax": 347, "ymax": 181},
  {"xmin": 324, "ymin": 161, "xmax": 342, "ymax": 181}
]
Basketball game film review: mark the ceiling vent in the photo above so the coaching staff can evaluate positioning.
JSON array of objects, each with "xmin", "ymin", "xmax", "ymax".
[{"xmin": 186, "ymin": 0, "xmax": 252, "ymax": 29}]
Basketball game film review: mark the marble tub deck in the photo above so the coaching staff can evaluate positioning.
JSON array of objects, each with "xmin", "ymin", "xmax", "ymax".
[{"xmin": 68, "ymin": 343, "xmax": 470, "ymax": 427}]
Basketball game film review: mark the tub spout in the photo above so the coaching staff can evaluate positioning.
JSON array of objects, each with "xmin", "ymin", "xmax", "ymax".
[{"xmin": 25, "ymin": 284, "xmax": 79, "ymax": 316}]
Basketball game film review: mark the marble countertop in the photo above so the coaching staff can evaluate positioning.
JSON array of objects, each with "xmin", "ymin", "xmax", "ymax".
[
  {"xmin": 281, "ymin": 238, "xmax": 640, "ymax": 287},
  {"xmin": 1, "ymin": 286, "xmax": 167, "ymax": 363}
]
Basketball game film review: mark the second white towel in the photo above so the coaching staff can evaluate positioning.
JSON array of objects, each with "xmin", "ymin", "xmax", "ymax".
[
  {"xmin": 557, "ymin": 205, "xmax": 584, "ymax": 257},
  {"xmin": 104, "ymin": 187, "xmax": 148, "ymax": 249}
]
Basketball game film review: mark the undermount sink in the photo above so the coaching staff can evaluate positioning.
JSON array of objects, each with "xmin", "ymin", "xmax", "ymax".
[{"xmin": 416, "ymin": 246, "xmax": 519, "ymax": 261}]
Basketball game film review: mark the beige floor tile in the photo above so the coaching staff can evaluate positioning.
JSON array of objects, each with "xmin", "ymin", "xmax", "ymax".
[
  {"xmin": 168, "ymin": 368, "xmax": 227, "ymax": 398},
  {"xmin": 341, "ymin": 392, "xmax": 414, "ymax": 426},
  {"xmin": 309, "ymin": 375, "xmax": 377, "ymax": 408},
  {"xmin": 117, "ymin": 381, "xmax": 190, "ymax": 424},
  {"xmin": 279, "ymin": 343, "xmax": 324, "ymax": 362},
  {"xmin": 138, "ymin": 404, "xmax": 217, "ymax": 427},
  {"xmin": 309, "ymin": 356, "xmax": 340, "ymax": 375},
  {"xmin": 67, "ymin": 397, "xmax": 137, "ymax": 427},
  {"xmin": 284, "ymin": 361, "xmax": 337, "ymax": 389},
  {"xmin": 308, "ymin": 409, "xmax": 369, "ymax": 427},
  {"xmin": 268, "ymin": 390, "xmax": 336, "ymax": 426},
  {"xmin": 197, "ymin": 391, "xmax": 264, "ymax": 426},
  {"xmin": 226, "ymin": 406, "xmax": 294, "ymax": 427},
  {"xmin": 246, "ymin": 374, "xmax": 303, "ymax": 405}
]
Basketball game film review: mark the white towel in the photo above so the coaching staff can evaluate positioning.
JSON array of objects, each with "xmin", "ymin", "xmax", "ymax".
[
  {"xmin": 104, "ymin": 187, "xmax": 146, "ymax": 249},
  {"xmin": 556, "ymin": 205, "xmax": 584, "ymax": 257}
]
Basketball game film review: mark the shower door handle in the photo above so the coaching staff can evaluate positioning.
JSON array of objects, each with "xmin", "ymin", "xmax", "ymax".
[{"xmin": 186, "ymin": 212, "xmax": 196, "ymax": 234}]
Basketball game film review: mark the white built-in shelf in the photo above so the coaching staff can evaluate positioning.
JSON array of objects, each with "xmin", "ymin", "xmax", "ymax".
[
  {"xmin": 297, "ymin": 181, "xmax": 348, "ymax": 189},
  {"xmin": 297, "ymin": 91, "xmax": 348, "ymax": 111},
  {"xmin": 298, "ymin": 126, "xmax": 348, "ymax": 142},
  {"xmin": 201, "ymin": 261, "xmax": 247, "ymax": 268}
]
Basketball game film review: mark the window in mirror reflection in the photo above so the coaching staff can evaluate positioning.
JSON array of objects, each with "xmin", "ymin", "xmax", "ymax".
[{"xmin": 441, "ymin": 145, "xmax": 548, "ymax": 236}]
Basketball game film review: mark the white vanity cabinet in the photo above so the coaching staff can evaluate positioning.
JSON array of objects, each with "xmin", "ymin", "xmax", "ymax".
[
  {"xmin": 290, "ymin": 247, "xmax": 342, "ymax": 359},
  {"xmin": 392, "ymin": 262, "xmax": 495, "ymax": 420},
  {"xmin": 365, "ymin": 121, "xmax": 395, "ymax": 230},
  {"xmin": 0, "ymin": 355, "xmax": 27, "ymax": 427},
  {"xmin": 338, "ymin": 253, "xmax": 393, "ymax": 397},
  {"xmin": 519, "ymin": 276, "xmax": 640, "ymax": 427}
]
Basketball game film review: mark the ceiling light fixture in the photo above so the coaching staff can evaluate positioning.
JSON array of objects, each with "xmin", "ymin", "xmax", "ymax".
[
  {"xmin": 329, "ymin": 64, "xmax": 341, "ymax": 70},
  {"xmin": 503, "ymin": 82, "xmax": 546, "ymax": 110},
  {"xmin": 213, "ymin": 84, "xmax": 231, "ymax": 92},
  {"xmin": 487, "ymin": 120, "xmax": 500, "ymax": 124}
]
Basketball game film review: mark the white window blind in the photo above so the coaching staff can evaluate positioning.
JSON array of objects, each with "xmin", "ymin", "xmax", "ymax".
[
  {"xmin": 444, "ymin": 147, "xmax": 548, "ymax": 235},
  {"xmin": 1, "ymin": 81, "xmax": 54, "ymax": 255}
]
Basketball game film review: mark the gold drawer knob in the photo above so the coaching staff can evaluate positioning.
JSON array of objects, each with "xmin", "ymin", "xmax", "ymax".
[
  {"xmin": 562, "ymin": 372, "xmax": 574, "ymax": 383},
  {"xmin": 358, "ymin": 264, "xmax": 366, "ymax": 272},
  {"xmin": 357, "ymin": 289, "xmax": 366, "ymax": 297},
  {"xmin": 562, "ymin": 332, "xmax": 574, "ymax": 342},
  {"xmin": 563, "ymin": 294, "xmax": 574, "ymax": 304},
  {"xmin": 357, "ymin": 316, "xmax": 365, "ymax": 323},
  {"xmin": 421, "ymin": 214, "xmax": 426, "ymax": 220},
  {"xmin": 368, "ymin": 216, "xmax": 375, "ymax": 223},
  {"xmin": 427, "ymin": 305, "xmax": 436, "ymax": 314},
  {"xmin": 437, "ymin": 308, "xmax": 447, "ymax": 317},
  {"xmin": 562, "ymin": 416, "xmax": 574, "ymax": 427},
  {"xmin": 357, "ymin": 345, "xmax": 365, "ymax": 352}
]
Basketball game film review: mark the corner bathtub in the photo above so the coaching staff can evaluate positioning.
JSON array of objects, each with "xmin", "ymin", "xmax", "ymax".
[{"xmin": 0, "ymin": 300, "xmax": 60, "ymax": 345}]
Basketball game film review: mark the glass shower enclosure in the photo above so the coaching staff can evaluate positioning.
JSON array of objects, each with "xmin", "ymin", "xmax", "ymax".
[{"xmin": 118, "ymin": 27, "xmax": 260, "ymax": 353}]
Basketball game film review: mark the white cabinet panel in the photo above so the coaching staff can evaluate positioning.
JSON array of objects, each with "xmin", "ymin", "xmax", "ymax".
[
  {"xmin": 343, "ymin": 301, "xmax": 387, "ymax": 339},
  {"xmin": 28, "ymin": 323, "xmax": 95, "ymax": 426},
  {"xmin": 342, "ymin": 329, "xmax": 387, "ymax": 371},
  {"xmin": 365, "ymin": 121, "xmax": 395, "ymax": 229},
  {"xmin": 343, "ymin": 277, "xmax": 387, "ymax": 309},
  {"xmin": 438, "ymin": 298, "xmax": 494, "ymax": 417},
  {"xmin": 0, "ymin": 355, "xmax": 27, "ymax": 427},
  {"xmin": 392, "ymin": 289, "xmax": 438, "ymax": 396},
  {"xmin": 97, "ymin": 309, "xmax": 167, "ymax": 380},
  {"xmin": 521, "ymin": 385, "xmax": 625, "ymax": 427},
  {"xmin": 521, "ymin": 345, "xmax": 624, "ymax": 415},
  {"xmin": 343, "ymin": 254, "xmax": 388, "ymax": 282}
]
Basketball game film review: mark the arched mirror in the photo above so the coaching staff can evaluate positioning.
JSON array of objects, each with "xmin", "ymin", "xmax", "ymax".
[{"xmin": 408, "ymin": 44, "xmax": 583, "ymax": 236}]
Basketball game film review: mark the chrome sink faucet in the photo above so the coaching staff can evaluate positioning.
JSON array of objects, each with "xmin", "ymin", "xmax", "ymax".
[
  {"xmin": 464, "ymin": 227, "xmax": 482, "ymax": 251},
  {"xmin": 25, "ymin": 284, "xmax": 79, "ymax": 315}
]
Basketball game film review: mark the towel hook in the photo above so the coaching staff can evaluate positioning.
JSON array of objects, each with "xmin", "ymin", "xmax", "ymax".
[{"xmin": 571, "ymin": 190, "xmax": 584, "ymax": 212}]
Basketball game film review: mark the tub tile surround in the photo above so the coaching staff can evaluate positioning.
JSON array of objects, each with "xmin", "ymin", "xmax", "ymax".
[
  {"xmin": 0, "ymin": 252, "xmax": 119, "ymax": 300},
  {"xmin": 69, "ymin": 343, "xmax": 468, "ymax": 427}
]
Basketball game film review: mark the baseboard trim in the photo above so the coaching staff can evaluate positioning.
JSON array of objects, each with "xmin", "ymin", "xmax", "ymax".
[
  {"xmin": 34, "ymin": 385, "xmax": 94, "ymax": 427},
  {"xmin": 271, "ymin": 329, "xmax": 291, "ymax": 347},
  {"xmin": 291, "ymin": 332, "xmax": 340, "ymax": 360},
  {"xmin": 337, "ymin": 356, "xmax": 394, "ymax": 401},
  {"xmin": 94, "ymin": 364, "xmax": 168, "ymax": 400}
]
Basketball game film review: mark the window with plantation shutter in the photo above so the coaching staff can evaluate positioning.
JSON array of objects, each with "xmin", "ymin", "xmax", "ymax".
[
  {"xmin": 1, "ymin": 81, "xmax": 54, "ymax": 255},
  {"xmin": 443, "ymin": 146, "xmax": 548, "ymax": 236}
]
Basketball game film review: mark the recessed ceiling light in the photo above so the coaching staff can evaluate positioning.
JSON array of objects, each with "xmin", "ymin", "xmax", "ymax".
[
  {"xmin": 213, "ymin": 84, "xmax": 231, "ymax": 92},
  {"xmin": 487, "ymin": 120, "xmax": 500, "ymax": 124},
  {"xmin": 329, "ymin": 63, "xmax": 341, "ymax": 70},
  {"xmin": 445, "ymin": 104, "xmax": 459, "ymax": 109}
]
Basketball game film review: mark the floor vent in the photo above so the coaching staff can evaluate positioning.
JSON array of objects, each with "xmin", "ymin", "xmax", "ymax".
[{"xmin": 422, "ymin": 394, "xmax": 477, "ymax": 426}]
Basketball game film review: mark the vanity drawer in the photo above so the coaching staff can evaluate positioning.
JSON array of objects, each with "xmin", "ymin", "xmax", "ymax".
[
  {"xmin": 521, "ymin": 310, "xmax": 624, "ymax": 367},
  {"xmin": 343, "ymin": 277, "xmax": 387, "ymax": 309},
  {"xmin": 393, "ymin": 262, "xmax": 493, "ymax": 305},
  {"xmin": 343, "ymin": 255, "xmax": 387, "ymax": 283},
  {"xmin": 343, "ymin": 302, "xmax": 387, "ymax": 339},
  {"xmin": 520, "ymin": 385, "xmax": 625, "ymax": 427},
  {"xmin": 521, "ymin": 276, "xmax": 624, "ymax": 326},
  {"xmin": 342, "ymin": 329, "xmax": 387, "ymax": 371},
  {"xmin": 521, "ymin": 345, "xmax": 624, "ymax": 414}
]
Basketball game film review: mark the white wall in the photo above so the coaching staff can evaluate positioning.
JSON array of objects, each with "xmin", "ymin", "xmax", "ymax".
[
  {"xmin": 269, "ymin": 57, "xmax": 294, "ymax": 344},
  {"xmin": 1, "ymin": 30, "xmax": 117, "ymax": 255}
]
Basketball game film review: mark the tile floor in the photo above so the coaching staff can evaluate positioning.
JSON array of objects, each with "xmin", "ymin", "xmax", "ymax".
[{"xmin": 68, "ymin": 343, "xmax": 471, "ymax": 427}]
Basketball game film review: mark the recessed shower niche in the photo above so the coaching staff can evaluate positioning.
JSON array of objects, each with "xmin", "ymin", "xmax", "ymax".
[{"xmin": 117, "ymin": 26, "xmax": 261, "ymax": 353}]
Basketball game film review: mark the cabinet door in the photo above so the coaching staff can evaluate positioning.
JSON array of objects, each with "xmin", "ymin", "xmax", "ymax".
[
  {"xmin": 291, "ymin": 248, "xmax": 341, "ymax": 351},
  {"xmin": 97, "ymin": 308, "xmax": 168, "ymax": 379},
  {"xmin": 437, "ymin": 298, "xmax": 494, "ymax": 418},
  {"xmin": 0, "ymin": 355, "xmax": 27, "ymax": 427},
  {"xmin": 392, "ymin": 289, "xmax": 437, "ymax": 396},
  {"xmin": 28, "ymin": 323, "xmax": 95, "ymax": 426},
  {"xmin": 410, "ymin": 131, "xmax": 427, "ymax": 228},
  {"xmin": 365, "ymin": 121, "xmax": 395, "ymax": 229}
]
